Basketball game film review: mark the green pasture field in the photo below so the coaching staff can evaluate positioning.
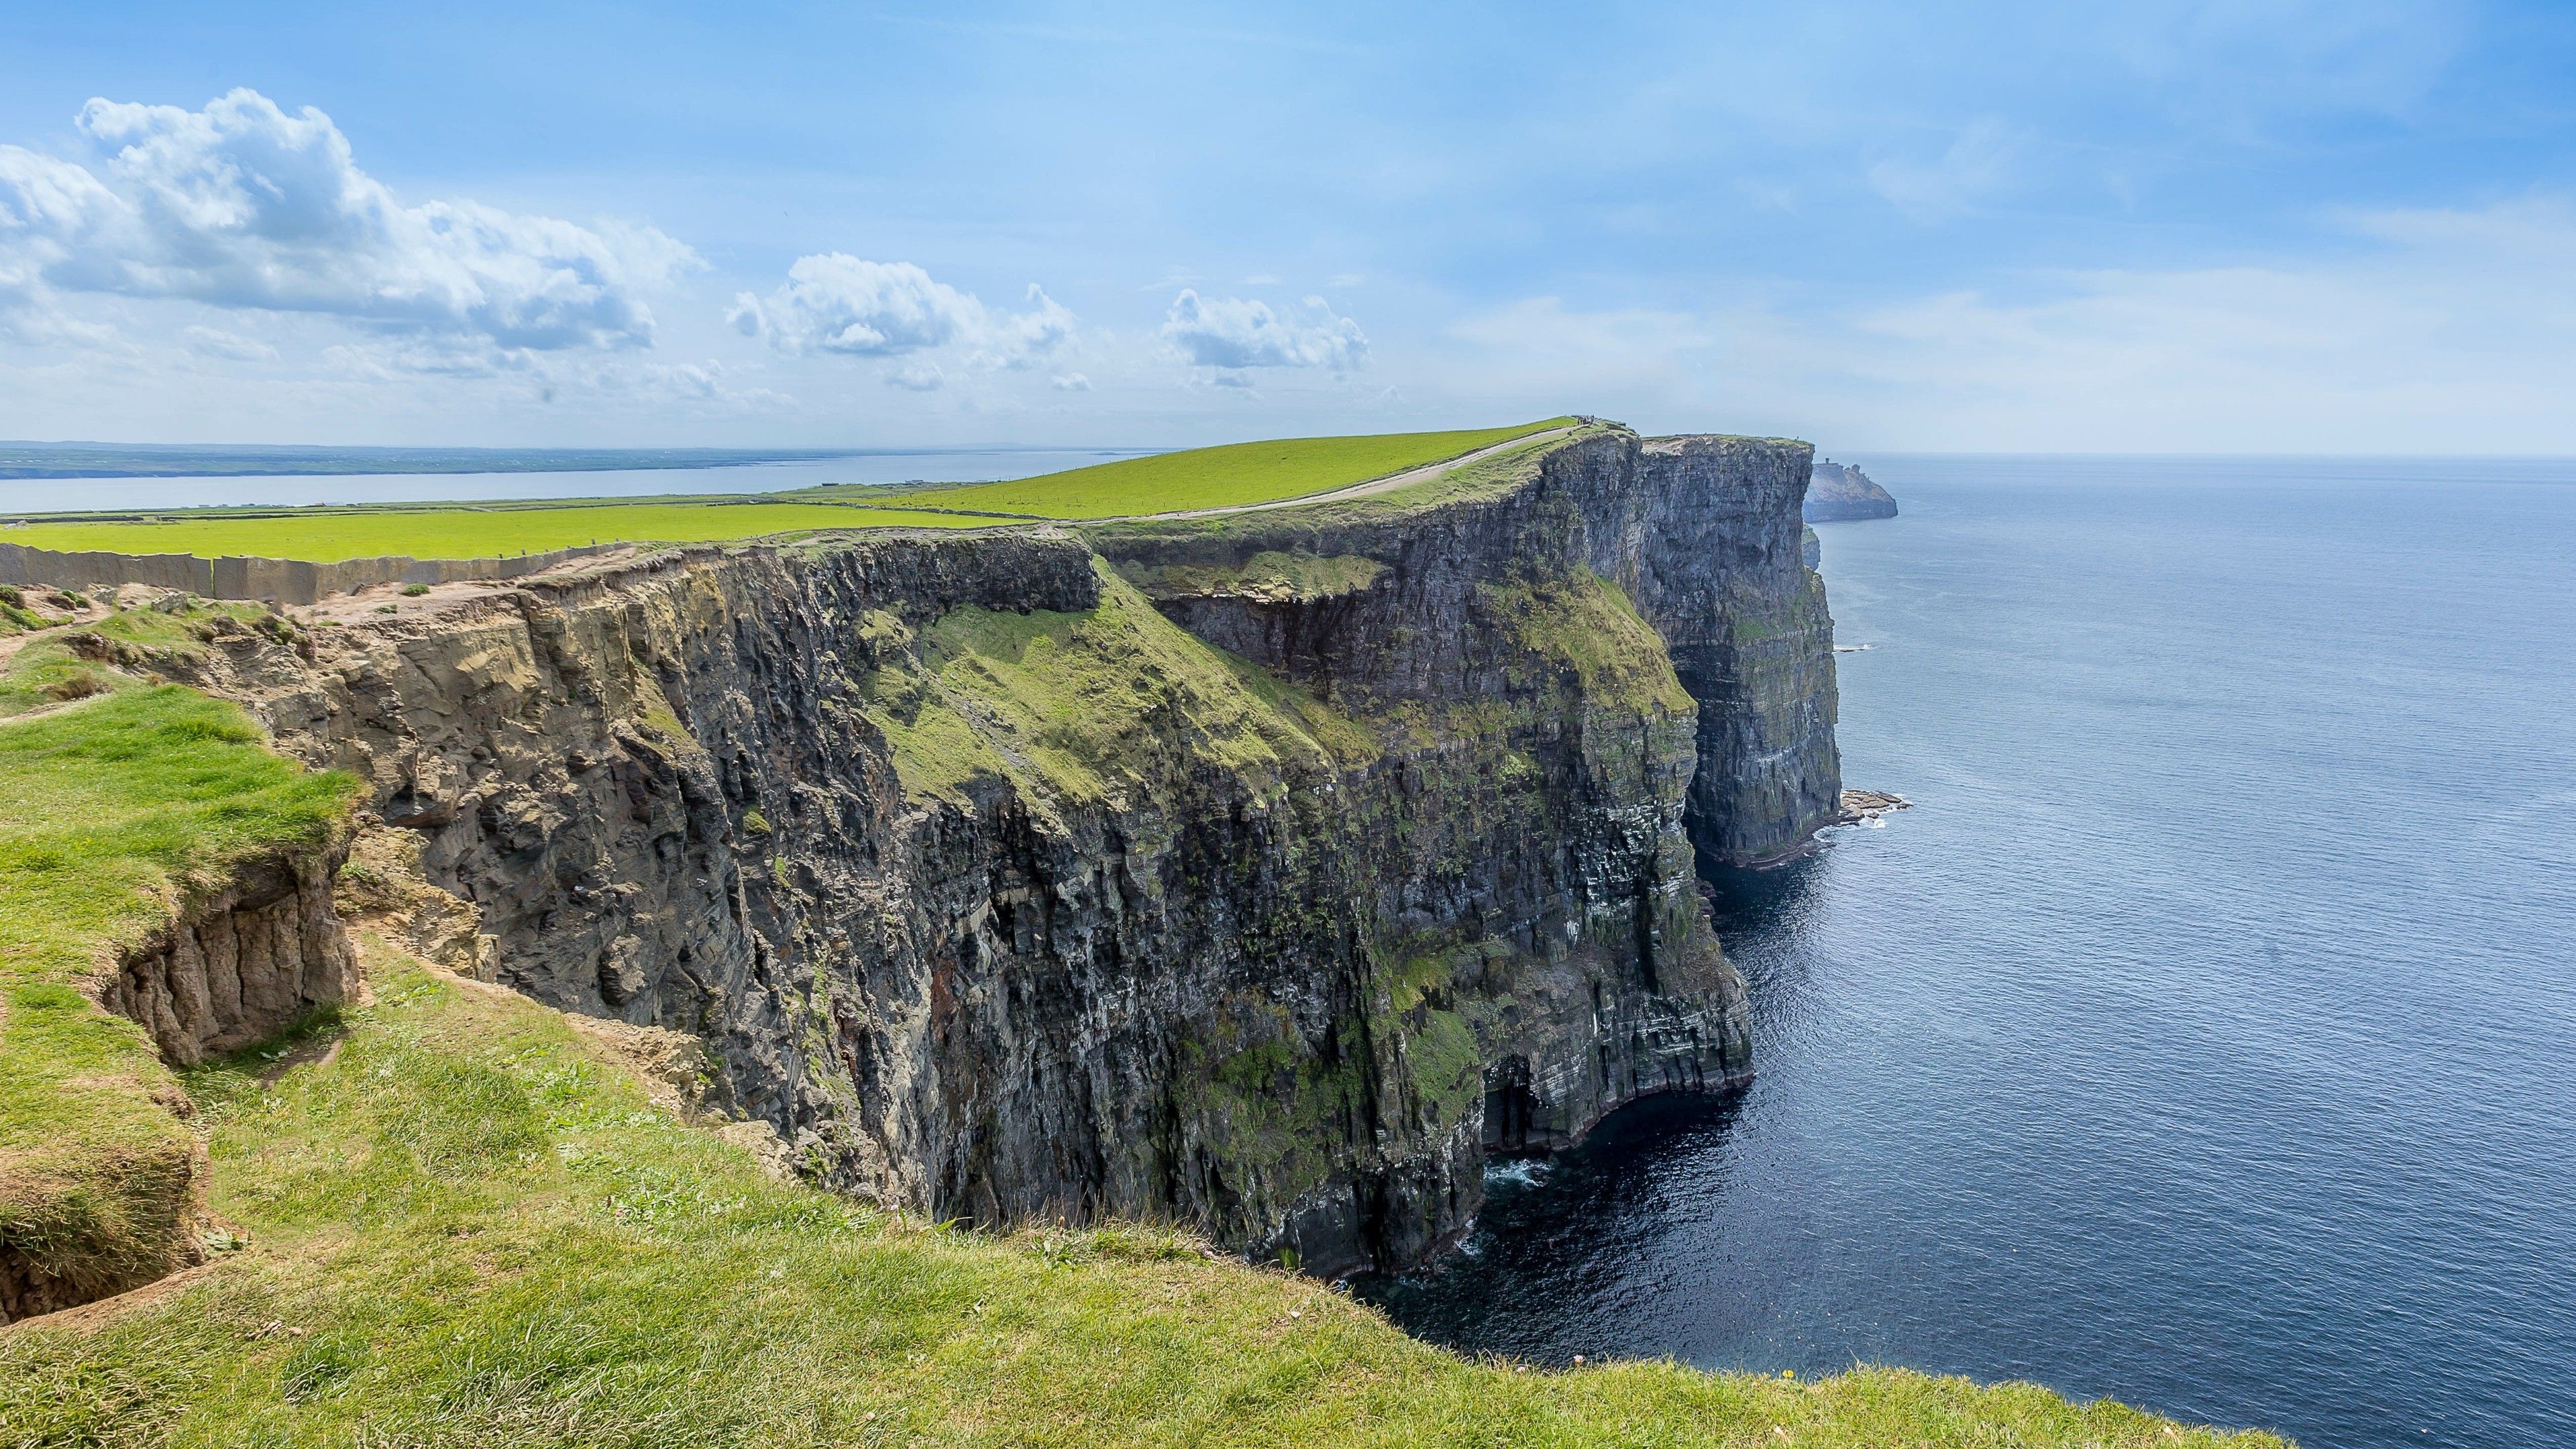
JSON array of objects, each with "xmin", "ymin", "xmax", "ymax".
[
  {"xmin": 839, "ymin": 417, "xmax": 1576, "ymax": 520},
  {"xmin": 0, "ymin": 500, "xmax": 999, "ymax": 566}
]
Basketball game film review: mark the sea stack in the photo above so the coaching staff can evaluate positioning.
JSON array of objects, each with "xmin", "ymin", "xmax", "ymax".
[{"xmin": 1805, "ymin": 460, "xmax": 1899, "ymax": 521}]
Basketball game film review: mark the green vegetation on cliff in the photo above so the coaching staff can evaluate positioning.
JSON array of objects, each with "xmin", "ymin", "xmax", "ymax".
[
  {"xmin": 864, "ymin": 564, "xmax": 1376, "ymax": 820},
  {"xmin": 2, "ymin": 940, "xmax": 2280, "ymax": 1448},
  {"xmin": 1, "ymin": 604, "xmax": 357, "ymax": 1316}
]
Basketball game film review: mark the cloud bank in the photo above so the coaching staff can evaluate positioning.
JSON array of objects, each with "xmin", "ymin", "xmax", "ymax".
[
  {"xmin": 0, "ymin": 89, "xmax": 695, "ymax": 350},
  {"xmin": 730, "ymin": 255, "xmax": 1074, "ymax": 387},
  {"xmin": 1162, "ymin": 290, "xmax": 1366, "ymax": 372}
]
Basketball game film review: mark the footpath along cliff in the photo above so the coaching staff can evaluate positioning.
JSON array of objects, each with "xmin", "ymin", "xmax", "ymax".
[{"xmin": 105, "ymin": 421, "xmax": 1842, "ymax": 1281}]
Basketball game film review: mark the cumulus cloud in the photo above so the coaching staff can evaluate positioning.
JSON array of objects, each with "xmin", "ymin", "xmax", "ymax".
[
  {"xmin": 1162, "ymin": 290, "xmax": 1366, "ymax": 372},
  {"xmin": 0, "ymin": 89, "xmax": 695, "ymax": 349},
  {"xmin": 1050, "ymin": 372, "xmax": 1091, "ymax": 391},
  {"xmin": 731, "ymin": 255, "xmax": 1075, "ymax": 382}
]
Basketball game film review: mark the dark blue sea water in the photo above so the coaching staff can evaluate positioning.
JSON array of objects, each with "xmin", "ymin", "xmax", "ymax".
[{"xmin": 1365, "ymin": 458, "xmax": 2576, "ymax": 1449}]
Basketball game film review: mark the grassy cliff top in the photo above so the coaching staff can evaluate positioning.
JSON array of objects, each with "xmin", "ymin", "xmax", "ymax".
[
  {"xmin": 0, "ymin": 420, "xmax": 1576, "ymax": 565},
  {"xmin": 817, "ymin": 418, "xmax": 1576, "ymax": 520},
  {"xmin": 1, "ymin": 601, "xmax": 359, "ymax": 1313},
  {"xmin": 0, "ymin": 500, "xmax": 1002, "ymax": 566}
]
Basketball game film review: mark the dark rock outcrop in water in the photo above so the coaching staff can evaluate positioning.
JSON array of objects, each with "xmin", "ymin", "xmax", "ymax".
[
  {"xmin": 169, "ymin": 423, "xmax": 1840, "ymax": 1278},
  {"xmin": 1805, "ymin": 460, "xmax": 1898, "ymax": 522}
]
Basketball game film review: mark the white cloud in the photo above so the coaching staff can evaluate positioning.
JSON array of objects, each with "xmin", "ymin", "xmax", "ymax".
[
  {"xmin": 1866, "ymin": 117, "xmax": 2022, "ymax": 223},
  {"xmin": 731, "ymin": 255, "xmax": 1075, "ymax": 382},
  {"xmin": 1050, "ymin": 372, "xmax": 1091, "ymax": 390},
  {"xmin": 1162, "ymin": 290, "xmax": 1366, "ymax": 372},
  {"xmin": 182, "ymin": 325, "xmax": 278, "ymax": 362},
  {"xmin": 887, "ymin": 360, "xmax": 946, "ymax": 390},
  {"xmin": 0, "ymin": 89, "xmax": 695, "ymax": 350}
]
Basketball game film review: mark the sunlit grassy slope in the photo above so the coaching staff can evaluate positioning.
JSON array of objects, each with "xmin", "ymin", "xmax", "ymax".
[
  {"xmin": 846, "ymin": 418, "xmax": 1576, "ymax": 519},
  {"xmin": 1, "ymin": 943, "xmax": 2282, "ymax": 1449},
  {"xmin": 2, "ymin": 500, "xmax": 998, "ymax": 565},
  {"xmin": 1, "ymin": 604, "xmax": 358, "ymax": 1313}
]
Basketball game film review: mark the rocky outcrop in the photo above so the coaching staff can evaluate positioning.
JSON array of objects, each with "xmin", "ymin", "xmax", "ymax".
[
  {"xmin": 161, "ymin": 424, "xmax": 1839, "ymax": 1277},
  {"xmin": 1805, "ymin": 460, "xmax": 1898, "ymax": 521},
  {"xmin": 96, "ymin": 847, "xmax": 358, "ymax": 1068}
]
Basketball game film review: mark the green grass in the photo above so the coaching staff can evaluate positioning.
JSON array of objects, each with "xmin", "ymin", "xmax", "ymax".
[
  {"xmin": 2, "ymin": 501, "xmax": 999, "ymax": 566},
  {"xmin": 1, "ymin": 606, "xmax": 360, "ymax": 1309},
  {"xmin": 832, "ymin": 419, "xmax": 1578, "ymax": 520},
  {"xmin": 0, "ymin": 949, "xmax": 2285, "ymax": 1448}
]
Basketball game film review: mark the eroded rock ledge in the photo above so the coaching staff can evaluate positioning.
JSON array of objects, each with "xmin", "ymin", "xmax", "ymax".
[{"xmin": 154, "ymin": 424, "xmax": 1839, "ymax": 1277}]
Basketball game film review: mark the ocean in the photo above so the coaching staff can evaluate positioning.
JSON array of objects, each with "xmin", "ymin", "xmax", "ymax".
[{"xmin": 1362, "ymin": 456, "xmax": 2576, "ymax": 1449}]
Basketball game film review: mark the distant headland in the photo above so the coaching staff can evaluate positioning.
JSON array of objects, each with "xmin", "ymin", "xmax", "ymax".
[{"xmin": 1806, "ymin": 460, "xmax": 1898, "ymax": 521}]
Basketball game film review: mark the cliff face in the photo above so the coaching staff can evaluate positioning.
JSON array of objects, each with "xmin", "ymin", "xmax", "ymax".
[
  {"xmin": 175, "ymin": 426, "xmax": 1838, "ymax": 1277},
  {"xmin": 1805, "ymin": 460, "xmax": 1899, "ymax": 522}
]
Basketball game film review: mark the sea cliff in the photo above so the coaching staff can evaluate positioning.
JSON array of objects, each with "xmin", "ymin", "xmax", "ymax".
[{"xmin": 102, "ymin": 425, "xmax": 1832, "ymax": 1277}]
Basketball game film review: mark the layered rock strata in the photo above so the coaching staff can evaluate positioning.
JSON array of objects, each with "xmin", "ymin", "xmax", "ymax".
[
  {"xmin": 97, "ymin": 847, "xmax": 358, "ymax": 1068},
  {"xmin": 155, "ymin": 424, "xmax": 1838, "ymax": 1277}
]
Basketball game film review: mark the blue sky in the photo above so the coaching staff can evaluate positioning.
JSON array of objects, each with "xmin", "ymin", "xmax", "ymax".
[{"xmin": 3, "ymin": 1, "xmax": 2572, "ymax": 451}]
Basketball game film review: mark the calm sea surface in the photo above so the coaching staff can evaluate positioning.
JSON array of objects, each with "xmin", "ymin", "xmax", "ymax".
[
  {"xmin": 0, "ymin": 448, "xmax": 1144, "ymax": 514},
  {"xmin": 1364, "ymin": 458, "xmax": 2576, "ymax": 1449}
]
